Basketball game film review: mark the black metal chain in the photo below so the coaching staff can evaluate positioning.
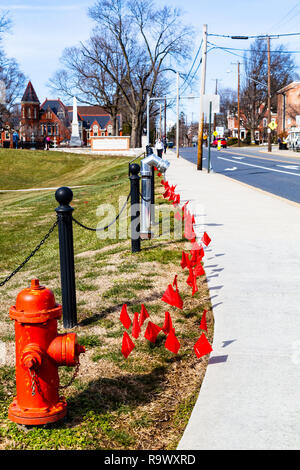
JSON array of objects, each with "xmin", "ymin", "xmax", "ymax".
[
  {"xmin": 72, "ymin": 192, "xmax": 131, "ymax": 232},
  {"xmin": 0, "ymin": 220, "xmax": 58, "ymax": 287}
]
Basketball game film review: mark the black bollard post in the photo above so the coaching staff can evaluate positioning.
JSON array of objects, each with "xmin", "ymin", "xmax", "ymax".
[
  {"xmin": 129, "ymin": 163, "xmax": 141, "ymax": 253},
  {"xmin": 55, "ymin": 187, "xmax": 77, "ymax": 329}
]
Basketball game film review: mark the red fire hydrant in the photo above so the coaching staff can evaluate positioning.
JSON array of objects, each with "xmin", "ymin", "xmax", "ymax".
[{"xmin": 8, "ymin": 279, "xmax": 85, "ymax": 425}]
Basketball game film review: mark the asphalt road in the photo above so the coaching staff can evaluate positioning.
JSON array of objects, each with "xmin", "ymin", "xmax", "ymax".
[{"xmin": 175, "ymin": 146, "xmax": 300, "ymax": 204}]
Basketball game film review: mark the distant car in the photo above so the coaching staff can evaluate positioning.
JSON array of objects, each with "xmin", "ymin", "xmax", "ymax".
[
  {"xmin": 167, "ymin": 141, "xmax": 174, "ymax": 148},
  {"xmin": 211, "ymin": 137, "xmax": 227, "ymax": 148}
]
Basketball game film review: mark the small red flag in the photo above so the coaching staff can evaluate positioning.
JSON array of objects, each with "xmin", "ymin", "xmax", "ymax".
[
  {"xmin": 168, "ymin": 191, "xmax": 175, "ymax": 202},
  {"xmin": 162, "ymin": 311, "xmax": 173, "ymax": 335},
  {"xmin": 186, "ymin": 268, "xmax": 198, "ymax": 295},
  {"xmin": 194, "ymin": 261, "xmax": 205, "ymax": 277},
  {"xmin": 165, "ymin": 328, "xmax": 180, "ymax": 354},
  {"xmin": 202, "ymin": 232, "xmax": 211, "ymax": 246},
  {"xmin": 161, "ymin": 284, "xmax": 183, "ymax": 309},
  {"xmin": 182, "ymin": 201, "xmax": 189, "ymax": 213},
  {"xmin": 200, "ymin": 310, "xmax": 208, "ymax": 331},
  {"xmin": 144, "ymin": 321, "xmax": 162, "ymax": 343},
  {"xmin": 120, "ymin": 304, "xmax": 131, "ymax": 330},
  {"xmin": 132, "ymin": 312, "xmax": 141, "ymax": 339},
  {"xmin": 194, "ymin": 333, "xmax": 213, "ymax": 358},
  {"xmin": 121, "ymin": 331, "xmax": 135, "ymax": 359},
  {"xmin": 139, "ymin": 304, "xmax": 149, "ymax": 326},
  {"xmin": 180, "ymin": 251, "xmax": 190, "ymax": 269}
]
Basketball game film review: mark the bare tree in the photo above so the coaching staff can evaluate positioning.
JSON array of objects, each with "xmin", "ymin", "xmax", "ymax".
[
  {"xmin": 50, "ymin": 0, "xmax": 192, "ymax": 147},
  {"xmin": 241, "ymin": 38, "xmax": 297, "ymax": 142},
  {"xmin": 0, "ymin": 11, "xmax": 25, "ymax": 130},
  {"xmin": 218, "ymin": 87, "xmax": 237, "ymax": 129}
]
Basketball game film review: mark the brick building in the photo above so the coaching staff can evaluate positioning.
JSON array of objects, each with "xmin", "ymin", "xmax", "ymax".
[
  {"xmin": 1, "ymin": 81, "xmax": 122, "ymax": 147},
  {"xmin": 277, "ymin": 81, "xmax": 300, "ymax": 135}
]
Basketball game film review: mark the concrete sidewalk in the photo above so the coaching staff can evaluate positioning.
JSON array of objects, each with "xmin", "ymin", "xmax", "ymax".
[{"xmin": 163, "ymin": 150, "xmax": 300, "ymax": 450}]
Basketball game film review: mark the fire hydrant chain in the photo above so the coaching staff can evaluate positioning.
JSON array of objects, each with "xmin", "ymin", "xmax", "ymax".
[
  {"xmin": 28, "ymin": 368, "xmax": 48, "ymax": 404},
  {"xmin": 59, "ymin": 361, "xmax": 80, "ymax": 390},
  {"xmin": 28, "ymin": 368, "xmax": 36, "ymax": 397}
]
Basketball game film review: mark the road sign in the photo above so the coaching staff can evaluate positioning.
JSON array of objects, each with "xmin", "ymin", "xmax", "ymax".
[
  {"xmin": 268, "ymin": 121, "xmax": 277, "ymax": 130},
  {"xmin": 213, "ymin": 131, "xmax": 218, "ymax": 137},
  {"xmin": 202, "ymin": 94, "xmax": 220, "ymax": 115}
]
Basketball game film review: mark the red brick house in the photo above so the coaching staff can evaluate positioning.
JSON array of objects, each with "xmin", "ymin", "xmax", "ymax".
[
  {"xmin": 277, "ymin": 81, "xmax": 300, "ymax": 135},
  {"xmin": 1, "ymin": 81, "xmax": 122, "ymax": 147}
]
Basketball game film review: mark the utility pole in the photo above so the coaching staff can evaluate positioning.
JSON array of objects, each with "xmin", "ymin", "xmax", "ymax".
[
  {"xmin": 164, "ymin": 96, "xmax": 167, "ymax": 140},
  {"xmin": 238, "ymin": 62, "xmax": 241, "ymax": 147},
  {"xmin": 147, "ymin": 94, "xmax": 150, "ymax": 145},
  {"xmin": 176, "ymin": 71, "xmax": 180, "ymax": 158},
  {"xmin": 159, "ymin": 103, "xmax": 162, "ymax": 139},
  {"xmin": 213, "ymin": 78, "xmax": 218, "ymax": 132},
  {"xmin": 197, "ymin": 24, "xmax": 208, "ymax": 171},
  {"xmin": 267, "ymin": 36, "xmax": 272, "ymax": 152}
]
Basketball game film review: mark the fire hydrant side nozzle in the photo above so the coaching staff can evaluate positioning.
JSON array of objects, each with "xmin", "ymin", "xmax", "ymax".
[{"xmin": 8, "ymin": 279, "xmax": 85, "ymax": 426}]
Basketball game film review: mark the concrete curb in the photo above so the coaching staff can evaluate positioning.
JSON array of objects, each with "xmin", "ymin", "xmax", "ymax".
[{"xmin": 164, "ymin": 150, "xmax": 300, "ymax": 450}]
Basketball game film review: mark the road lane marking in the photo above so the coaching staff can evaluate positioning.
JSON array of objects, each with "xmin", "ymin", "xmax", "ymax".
[
  {"xmin": 217, "ymin": 156, "xmax": 300, "ymax": 176},
  {"xmin": 231, "ymin": 156, "xmax": 244, "ymax": 160},
  {"xmin": 220, "ymin": 148, "xmax": 300, "ymax": 165},
  {"xmin": 276, "ymin": 165, "xmax": 300, "ymax": 170},
  {"xmin": 224, "ymin": 167, "xmax": 237, "ymax": 171}
]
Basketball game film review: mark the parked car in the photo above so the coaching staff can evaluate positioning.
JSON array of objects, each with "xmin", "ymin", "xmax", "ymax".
[
  {"xmin": 286, "ymin": 129, "xmax": 300, "ymax": 151},
  {"xmin": 167, "ymin": 141, "xmax": 174, "ymax": 148},
  {"xmin": 211, "ymin": 137, "xmax": 227, "ymax": 148}
]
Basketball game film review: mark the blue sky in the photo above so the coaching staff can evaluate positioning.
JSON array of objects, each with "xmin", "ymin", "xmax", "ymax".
[{"xmin": 2, "ymin": 0, "xmax": 300, "ymax": 125}]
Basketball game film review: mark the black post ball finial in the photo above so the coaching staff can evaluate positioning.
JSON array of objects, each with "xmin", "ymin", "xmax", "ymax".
[
  {"xmin": 129, "ymin": 163, "xmax": 140, "ymax": 176},
  {"xmin": 55, "ymin": 187, "xmax": 73, "ymax": 206}
]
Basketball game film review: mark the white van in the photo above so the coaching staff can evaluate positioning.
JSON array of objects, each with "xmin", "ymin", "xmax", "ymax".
[{"xmin": 286, "ymin": 128, "xmax": 300, "ymax": 151}]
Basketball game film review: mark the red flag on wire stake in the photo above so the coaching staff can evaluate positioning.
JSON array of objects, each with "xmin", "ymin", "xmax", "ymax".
[
  {"xmin": 121, "ymin": 331, "xmax": 135, "ymax": 359},
  {"xmin": 161, "ymin": 275, "xmax": 183, "ymax": 309},
  {"xmin": 139, "ymin": 304, "xmax": 149, "ymax": 326},
  {"xmin": 186, "ymin": 268, "xmax": 198, "ymax": 295},
  {"xmin": 194, "ymin": 333, "xmax": 213, "ymax": 358},
  {"xmin": 165, "ymin": 328, "xmax": 180, "ymax": 354},
  {"xmin": 132, "ymin": 312, "xmax": 141, "ymax": 339},
  {"xmin": 202, "ymin": 232, "xmax": 211, "ymax": 246},
  {"xmin": 180, "ymin": 251, "xmax": 190, "ymax": 269},
  {"xmin": 144, "ymin": 321, "xmax": 162, "ymax": 343},
  {"xmin": 162, "ymin": 311, "xmax": 173, "ymax": 335},
  {"xmin": 200, "ymin": 310, "xmax": 208, "ymax": 331},
  {"xmin": 194, "ymin": 261, "xmax": 205, "ymax": 277},
  {"xmin": 120, "ymin": 304, "xmax": 131, "ymax": 329}
]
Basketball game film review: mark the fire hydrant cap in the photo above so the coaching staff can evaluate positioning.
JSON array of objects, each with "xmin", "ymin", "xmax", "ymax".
[{"xmin": 9, "ymin": 279, "xmax": 62, "ymax": 323}]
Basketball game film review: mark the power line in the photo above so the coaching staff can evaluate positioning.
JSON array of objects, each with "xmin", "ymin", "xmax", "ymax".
[
  {"xmin": 207, "ymin": 42, "xmax": 300, "ymax": 54},
  {"xmin": 267, "ymin": 1, "xmax": 300, "ymax": 34},
  {"xmin": 180, "ymin": 39, "xmax": 203, "ymax": 91},
  {"xmin": 208, "ymin": 32, "xmax": 300, "ymax": 39}
]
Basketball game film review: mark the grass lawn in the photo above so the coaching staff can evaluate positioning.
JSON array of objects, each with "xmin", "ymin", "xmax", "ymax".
[{"xmin": 0, "ymin": 148, "xmax": 213, "ymax": 450}]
